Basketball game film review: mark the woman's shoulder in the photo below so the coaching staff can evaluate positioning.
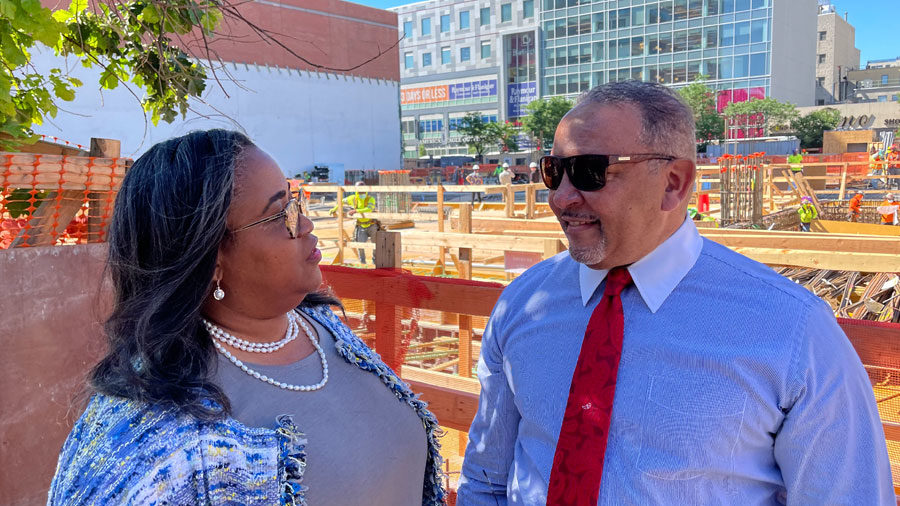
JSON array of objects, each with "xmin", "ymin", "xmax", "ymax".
[{"xmin": 49, "ymin": 393, "xmax": 301, "ymax": 505}]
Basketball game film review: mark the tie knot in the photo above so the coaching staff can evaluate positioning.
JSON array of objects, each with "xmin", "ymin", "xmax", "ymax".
[{"xmin": 604, "ymin": 267, "xmax": 632, "ymax": 297}]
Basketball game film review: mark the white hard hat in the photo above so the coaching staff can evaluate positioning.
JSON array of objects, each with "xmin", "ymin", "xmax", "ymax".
[
  {"xmin": 888, "ymin": 193, "xmax": 896, "ymax": 200},
  {"xmin": 472, "ymin": 164, "xmax": 480, "ymax": 170},
  {"xmin": 529, "ymin": 162, "xmax": 538, "ymax": 168},
  {"xmin": 502, "ymin": 162, "xmax": 509, "ymax": 168},
  {"xmin": 355, "ymin": 181, "xmax": 365, "ymax": 186}
]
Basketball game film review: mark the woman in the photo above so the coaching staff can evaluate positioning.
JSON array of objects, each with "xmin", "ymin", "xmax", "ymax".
[{"xmin": 48, "ymin": 130, "xmax": 446, "ymax": 505}]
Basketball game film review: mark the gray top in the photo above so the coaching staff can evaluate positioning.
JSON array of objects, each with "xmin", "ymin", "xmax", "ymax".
[{"xmin": 213, "ymin": 314, "xmax": 426, "ymax": 506}]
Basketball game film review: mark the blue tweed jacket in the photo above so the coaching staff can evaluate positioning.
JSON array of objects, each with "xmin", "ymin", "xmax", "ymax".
[{"xmin": 48, "ymin": 305, "xmax": 446, "ymax": 505}]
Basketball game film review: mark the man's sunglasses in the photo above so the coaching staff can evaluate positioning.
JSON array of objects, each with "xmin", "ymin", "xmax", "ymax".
[
  {"xmin": 539, "ymin": 154, "xmax": 676, "ymax": 191},
  {"xmin": 232, "ymin": 198, "xmax": 301, "ymax": 239}
]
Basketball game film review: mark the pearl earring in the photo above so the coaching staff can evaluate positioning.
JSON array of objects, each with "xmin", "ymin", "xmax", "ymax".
[{"xmin": 213, "ymin": 280, "xmax": 225, "ymax": 301}]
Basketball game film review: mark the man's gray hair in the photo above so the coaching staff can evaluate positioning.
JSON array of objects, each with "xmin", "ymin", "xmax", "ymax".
[{"xmin": 576, "ymin": 80, "xmax": 697, "ymax": 162}]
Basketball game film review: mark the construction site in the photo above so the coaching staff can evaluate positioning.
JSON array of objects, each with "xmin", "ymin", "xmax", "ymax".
[{"xmin": 3, "ymin": 137, "xmax": 900, "ymax": 503}]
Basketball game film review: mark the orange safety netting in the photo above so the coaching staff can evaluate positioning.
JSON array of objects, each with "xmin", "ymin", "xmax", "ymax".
[{"xmin": 0, "ymin": 152, "xmax": 128, "ymax": 249}]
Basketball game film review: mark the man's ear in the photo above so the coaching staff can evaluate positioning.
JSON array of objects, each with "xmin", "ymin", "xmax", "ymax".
[{"xmin": 661, "ymin": 159, "xmax": 696, "ymax": 212}]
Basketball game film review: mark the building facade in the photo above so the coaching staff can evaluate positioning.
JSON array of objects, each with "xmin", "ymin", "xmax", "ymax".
[
  {"xmin": 845, "ymin": 60, "xmax": 900, "ymax": 104},
  {"xmin": 814, "ymin": 1, "xmax": 860, "ymax": 105},
  {"xmin": 34, "ymin": 0, "xmax": 402, "ymax": 181},
  {"xmin": 393, "ymin": 0, "xmax": 817, "ymax": 161},
  {"xmin": 391, "ymin": 0, "xmax": 540, "ymax": 160}
]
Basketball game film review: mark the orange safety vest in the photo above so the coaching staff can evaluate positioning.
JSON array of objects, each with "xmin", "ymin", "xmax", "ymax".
[
  {"xmin": 849, "ymin": 195, "xmax": 863, "ymax": 215},
  {"xmin": 881, "ymin": 200, "xmax": 900, "ymax": 223}
]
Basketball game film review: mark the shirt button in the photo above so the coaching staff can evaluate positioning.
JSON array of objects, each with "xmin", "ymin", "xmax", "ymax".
[{"xmin": 582, "ymin": 402, "xmax": 592, "ymax": 410}]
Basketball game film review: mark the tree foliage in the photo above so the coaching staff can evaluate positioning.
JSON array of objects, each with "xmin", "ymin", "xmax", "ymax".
[
  {"xmin": 1, "ymin": 0, "xmax": 398, "ymax": 149},
  {"xmin": 722, "ymin": 97, "xmax": 798, "ymax": 138},
  {"xmin": 491, "ymin": 121, "xmax": 519, "ymax": 153},
  {"xmin": 457, "ymin": 112, "xmax": 495, "ymax": 160},
  {"xmin": 790, "ymin": 108, "xmax": 840, "ymax": 149},
  {"xmin": 520, "ymin": 96, "xmax": 572, "ymax": 152},
  {"xmin": 677, "ymin": 78, "xmax": 723, "ymax": 150}
]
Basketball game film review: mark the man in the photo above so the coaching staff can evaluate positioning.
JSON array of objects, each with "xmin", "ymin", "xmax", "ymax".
[
  {"xmin": 528, "ymin": 162, "xmax": 540, "ymax": 183},
  {"xmin": 467, "ymin": 165, "xmax": 484, "ymax": 204},
  {"xmin": 870, "ymin": 146, "xmax": 886, "ymax": 189},
  {"xmin": 879, "ymin": 192, "xmax": 899, "ymax": 226},
  {"xmin": 887, "ymin": 143, "xmax": 900, "ymax": 190},
  {"xmin": 458, "ymin": 81, "xmax": 893, "ymax": 505},
  {"xmin": 498, "ymin": 164, "xmax": 514, "ymax": 186},
  {"xmin": 787, "ymin": 149, "xmax": 803, "ymax": 174},
  {"xmin": 329, "ymin": 181, "xmax": 377, "ymax": 264},
  {"xmin": 848, "ymin": 192, "xmax": 864, "ymax": 222},
  {"xmin": 797, "ymin": 196, "xmax": 818, "ymax": 232}
]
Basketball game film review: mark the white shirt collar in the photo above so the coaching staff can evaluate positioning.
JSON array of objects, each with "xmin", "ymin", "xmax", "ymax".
[{"xmin": 578, "ymin": 216, "xmax": 703, "ymax": 313}]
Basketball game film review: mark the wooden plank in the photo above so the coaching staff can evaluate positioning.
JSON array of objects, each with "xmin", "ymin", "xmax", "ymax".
[
  {"xmin": 839, "ymin": 163, "xmax": 849, "ymax": 201},
  {"xmin": 730, "ymin": 246, "xmax": 900, "ymax": 272},
  {"xmin": 438, "ymin": 185, "xmax": 446, "ymax": 269},
  {"xmin": 812, "ymin": 220, "xmax": 900, "ymax": 237},
  {"xmin": 400, "ymin": 365, "xmax": 481, "ymax": 394},
  {"xmin": 458, "ymin": 315, "xmax": 473, "ymax": 378},
  {"xmin": 459, "ymin": 248, "xmax": 473, "ymax": 280},
  {"xmin": 505, "ymin": 184, "xmax": 514, "ymax": 218},
  {"xmin": 334, "ymin": 187, "xmax": 345, "ymax": 265},
  {"xmin": 526, "ymin": 186, "xmax": 536, "ymax": 220},
  {"xmin": 452, "ymin": 217, "xmax": 562, "ymax": 234},
  {"xmin": 403, "ymin": 380, "xmax": 479, "ymax": 432},
  {"xmin": 700, "ymin": 231, "xmax": 900, "ymax": 255},
  {"xmin": 374, "ymin": 230, "xmax": 401, "ymax": 269},
  {"xmin": 400, "ymin": 231, "xmax": 550, "ymax": 252},
  {"xmin": 458, "ymin": 203, "xmax": 472, "ymax": 234},
  {"xmin": 375, "ymin": 300, "xmax": 400, "ymax": 370},
  {"xmin": 542, "ymin": 238, "xmax": 566, "ymax": 259}
]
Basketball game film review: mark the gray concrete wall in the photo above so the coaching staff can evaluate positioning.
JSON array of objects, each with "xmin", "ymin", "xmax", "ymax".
[
  {"xmin": 771, "ymin": 0, "xmax": 817, "ymax": 106},
  {"xmin": 0, "ymin": 244, "xmax": 109, "ymax": 505}
]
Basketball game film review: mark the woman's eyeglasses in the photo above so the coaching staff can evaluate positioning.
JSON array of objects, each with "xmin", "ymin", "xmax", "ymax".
[
  {"xmin": 232, "ymin": 198, "xmax": 301, "ymax": 239},
  {"xmin": 539, "ymin": 154, "xmax": 676, "ymax": 192}
]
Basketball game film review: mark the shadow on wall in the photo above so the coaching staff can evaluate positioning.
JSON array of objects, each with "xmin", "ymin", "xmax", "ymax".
[{"xmin": 0, "ymin": 244, "xmax": 110, "ymax": 505}]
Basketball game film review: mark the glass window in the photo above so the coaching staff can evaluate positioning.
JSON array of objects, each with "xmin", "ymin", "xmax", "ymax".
[
  {"xmin": 524, "ymin": 0, "xmax": 534, "ymax": 18},
  {"xmin": 817, "ymin": 54, "xmax": 825, "ymax": 64},
  {"xmin": 556, "ymin": 19, "xmax": 566, "ymax": 38},
  {"xmin": 568, "ymin": 16, "xmax": 578, "ymax": 36},
  {"xmin": 720, "ymin": 24, "xmax": 734, "ymax": 46},
  {"xmin": 733, "ymin": 54, "xmax": 749, "ymax": 77},
  {"xmin": 460, "ymin": 11, "xmax": 470, "ymax": 29},
  {"xmin": 480, "ymin": 7, "xmax": 490, "ymax": 25},
  {"xmin": 879, "ymin": 95, "xmax": 888, "ymax": 102},
  {"xmin": 421, "ymin": 17, "xmax": 431, "ymax": 36},
  {"xmin": 592, "ymin": 41, "xmax": 605, "ymax": 61},
  {"xmin": 440, "ymin": 14, "xmax": 450, "ymax": 32},
  {"xmin": 544, "ymin": 48, "xmax": 554, "ymax": 67},
  {"xmin": 751, "ymin": 0, "xmax": 769, "ymax": 7},
  {"xmin": 441, "ymin": 46, "xmax": 451, "ymax": 64},
  {"xmin": 721, "ymin": 0, "xmax": 734, "ymax": 13},
  {"xmin": 659, "ymin": 32, "xmax": 673, "ymax": 53},
  {"xmin": 481, "ymin": 41, "xmax": 491, "ymax": 59},
  {"xmin": 422, "ymin": 52, "xmax": 432, "ymax": 66},
  {"xmin": 545, "ymin": 77, "xmax": 556, "ymax": 95},
  {"xmin": 404, "ymin": 52, "xmax": 413, "ymax": 69},
  {"xmin": 460, "ymin": 46, "xmax": 471, "ymax": 62},
  {"xmin": 660, "ymin": 1, "xmax": 674, "ymax": 22},
  {"xmin": 750, "ymin": 52, "xmax": 766, "ymax": 75},
  {"xmin": 704, "ymin": 58, "xmax": 719, "ymax": 79},
  {"xmin": 580, "ymin": 72, "xmax": 590, "ymax": 91},
  {"xmin": 617, "ymin": 9, "xmax": 630, "ymax": 28},
  {"xmin": 556, "ymin": 47, "xmax": 566, "ymax": 66},
  {"xmin": 883, "ymin": 74, "xmax": 890, "ymax": 85},
  {"xmin": 647, "ymin": 4, "xmax": 659, "ymax": 24},
  {"xmin": 593, "ymin": 13, "xmax": 605, "ymax": 32},
  {"xmin": 580, "ymin": 43, "xmax": 592, "ymax": 63},
  {"xmin": 720, "ymin": 56, "xmax": 733, "ymax": 78},
  {"xmin": 689, "ymin": 0, "xmax": 703, "ymax": 17},
  {"xmin": 706, "ymin": 0, "xmax": 719, "ymax": 15},
  {"xmin": 673, "ymin": 62, "xmax": 687, "ymax": 83},
  {"xmin": 735, "ymin": 21, "xmax": 750, "ymax": 45},
  {"xmin": 657, "ymin": 63, "xmax": 673, "ymax": 83},
  {"xmin": 632, "ymin": 36, "xmax": 645, "ymax": 56},
  {"xmin": 674, "ymin": 0, "xmax": 688, "ymax": 20},
  {"xmin": 687, "ymin": 60, "xmax": 701, "ymax": 81},
  {"xmin": 592, "ymin": 71, "xmax": 604, "ymax": 87},
  {"xmin": 544, "ymin": 20, "xmax": 554, "ymax": 39},
  {"xmin": 673, "ymin": 30, "xmax": 688, "ymax": 52},
  {"xmin": 568, "ymin": 45, "xmax": 579, "ymax": 65},
  {"xmin": 735, "ymin": 0, "xmax": 750, "ymax": 11},
  {"xmin": 688, "ymin": 28, "xmax": 702, "ymax": 50},
  {"xmin": 750, "ymin": 19, "xmax": 767, "ymax": 43},
  {"xmin": 704, "ymin": 26, "xmax": 718, "ymax": 48},
  {"xmin": 618, "ymin": 37, "xmax": 630, "ymax": 58},
  {"xmin": 818, "ymin": 31, "xmax": 826, "ymax": 41},
  {"xmin": 501, "ymin": 3, "xmax": 512, "ymax": 22},
  {"xmin": 579, "ymin": 15, "xmax": 591, "ymax": 34},
  {"xmin": 609, "ymin": 10, "xmax": 617, "ymax": 29},
  {"xmin": 403, "ymin": 21, "xmax": 413, "ymax": 38},
  {"xmin": 631, "ymin": 6, "xmax": 645, "ymax": 26},
  {"xmin": 556, "ymin": 75, "xmax": 566, "ymax": 93}
]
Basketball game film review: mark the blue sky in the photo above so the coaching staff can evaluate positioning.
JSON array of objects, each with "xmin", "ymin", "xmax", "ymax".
[{"xmin": 351, "ymin": 0, "xmax": 894, "ymax": 67}]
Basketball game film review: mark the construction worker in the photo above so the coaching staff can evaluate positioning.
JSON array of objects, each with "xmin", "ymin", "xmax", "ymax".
[
  {"xmin": 848, "ymin": 192, "xmax": 864, "ymax": 222},
  {"xmin": 870, "ymin": 146, "xmax": 886, "ymax": 189},
  {"xmin": 887, "ymin": 143, "xmax": 900, "ymax": 189},
  {"xmin": 797, "ymin": 196, "xmax": 818, "ymax": 232},
  {"xmin": 498, "ymin": 163, "xmax": 513, "ymax": 185},
  {"xmin": 787, "ymin": 149, "xmax": 803, "ymax": 174},
  {"xmin": 879, "ymin": 193, "xmax": 900, "ymax": 225},
  {"xmin": 466, "ymin": 165, "xmax": 483, "ymax": 204},
  {"xmin": 329, "ymin": 181, "xmax": 378, "ymax": 264},
  {"xmin": 528, "ymin": 162, "xmax": 540, "ymax": 183}
]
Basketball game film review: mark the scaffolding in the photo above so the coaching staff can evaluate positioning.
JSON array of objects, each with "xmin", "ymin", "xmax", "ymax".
[{"xmin": 719, "ymin": 152, "xmax": 765, "ymax": 226}]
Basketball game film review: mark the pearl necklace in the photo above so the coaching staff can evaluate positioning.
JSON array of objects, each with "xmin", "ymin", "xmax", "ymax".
[
  {"xmin": 203, "ymin": 313, "xmax": 298, "ymax": 353},
  {"xmin": 206, "ymin": 311, "xmax": 329, "ymax": 392}
]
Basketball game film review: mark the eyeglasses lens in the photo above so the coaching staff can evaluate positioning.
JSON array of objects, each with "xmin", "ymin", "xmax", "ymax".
[
  {"xmin": 541, "ymin": 156, "xmax": 608, "ymax": 192},
  {"xmin": 285, "ymin": 199, "xmax": 300, "ymax": 239}
]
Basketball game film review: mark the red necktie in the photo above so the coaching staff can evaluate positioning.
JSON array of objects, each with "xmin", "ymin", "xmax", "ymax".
[{"xmin": 547, "ymin": 266, "xmax": 632, "ymax": 505}]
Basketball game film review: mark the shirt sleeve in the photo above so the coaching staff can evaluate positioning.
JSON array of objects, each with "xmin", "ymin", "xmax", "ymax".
[
  {"xmin": 774, "ymin": 301, "xmax": 895, "ymax": 504},
  {"xmin": 457, "ymin": 303, "xmax": 520, "ymax": 505}
]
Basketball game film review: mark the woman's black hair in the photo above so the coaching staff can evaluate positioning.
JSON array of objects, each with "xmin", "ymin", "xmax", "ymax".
[{"xmin": 91, "ymin": 129, "xmax": 339, "ymax": 419}]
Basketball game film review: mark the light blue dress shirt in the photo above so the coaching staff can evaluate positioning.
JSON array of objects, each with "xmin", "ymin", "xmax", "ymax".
[{"xmin": 458, "ymin": 217, "xmax": 894, "ymax": 505}]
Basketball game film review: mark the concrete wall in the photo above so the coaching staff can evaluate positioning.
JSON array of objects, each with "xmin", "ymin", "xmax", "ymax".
[
  {"xmin": 815, "ymin": 12, "xmax": 860, "ymax": 104},
  {"xmin": 0, "ymin": 244, "xmax": 109, "ymax": 506},
  {"xmin": 30, "ymin": 50, "xmax": 402, "ymax": 175},
  {"xmin": 771, "ymin": 0, "xmax": 816, "ymax": 106}
]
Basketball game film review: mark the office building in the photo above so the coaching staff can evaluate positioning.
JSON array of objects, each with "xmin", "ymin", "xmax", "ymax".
[{"xmin": 814, "ymin": 0, "xmax": 860, "ymax": 105}]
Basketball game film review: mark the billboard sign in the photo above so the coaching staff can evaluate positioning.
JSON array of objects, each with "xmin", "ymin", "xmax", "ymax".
[
  {"xmin": 401, "ymin": 78, "xmax": 497, "ymax": 105},
  {"xmin": 507, "ymin": 81, "xmax": 538, "ymax": 118}
]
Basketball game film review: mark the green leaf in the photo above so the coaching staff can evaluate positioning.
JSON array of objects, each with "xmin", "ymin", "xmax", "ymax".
[
  {"xmin": 68, "ymin": 0, "xmax": 87, "ymax": 16},
  {"xmin": 0, "ymin": 0, "xmax": 17, "ymax": 19},
  {"xmin": 139, "ymin": 4, "xmax": 159, "ymax": 24},
  {"xmin": 51, "ymin": 9, "xmax": 72, "ymax": 22}
]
